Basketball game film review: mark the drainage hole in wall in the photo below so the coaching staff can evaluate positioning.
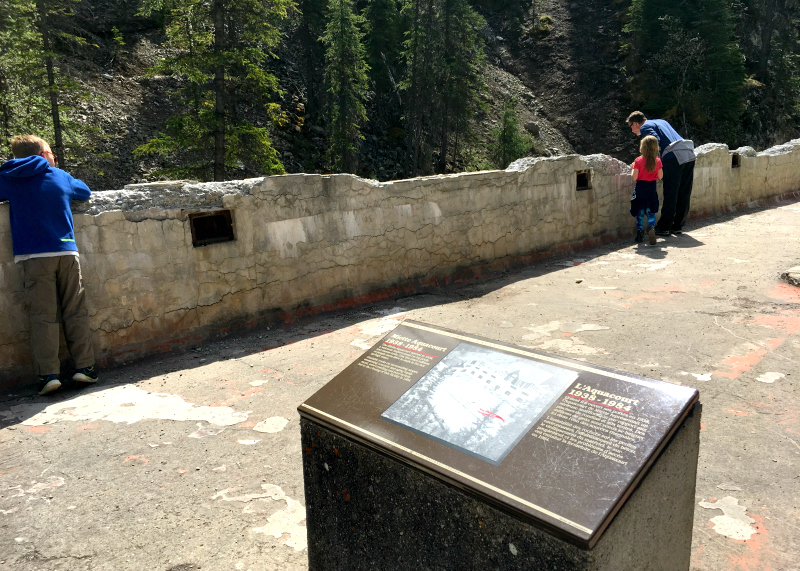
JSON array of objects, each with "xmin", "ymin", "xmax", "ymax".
[
  {"xmin": 731, "ymin": 153, "xmax": 741, "ymax": 168},
  {"xmin": 189, "ymin": 210, "xmax": 236, "ymax": 247},
  {"xmin": 576, "ymin": 170, "xmax": 592, "ymax": 191}
]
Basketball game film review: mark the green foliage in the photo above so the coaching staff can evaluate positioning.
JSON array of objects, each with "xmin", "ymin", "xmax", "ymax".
[
  {"xmin": 362, "ymin": 0, "xmax": 402, "ymax": 97},
  {"xmin": 624, "ymin": 0, "xmax": 746, "ymax": 142},
  {"xmin": 135, "ymin": 0, "xmax": 292, "ymax": 181},
  {"xmin": 0, "ymin": 0, "xmax": 92, "ymax": 163},
  {"xmin": 298, "ymin": 0, "xmax": 327, "ymax": 120},
  {"xmin": 322, "ymin": 0, "xmax": 369, "ymax": 173},
  {"xmin": 736, "ymin": 0, "xmax": 800, "ymax": 145},
  {"xmin": 489, "ymin": 98, "xmax": 534, "ymax": 169},
  {"xmin": 400, "ymin": 0, "xmax": 487, "ymax": 175},
  {"xmin": 537, "ymin": 14, "xmax": 552, "ymax": 36}
]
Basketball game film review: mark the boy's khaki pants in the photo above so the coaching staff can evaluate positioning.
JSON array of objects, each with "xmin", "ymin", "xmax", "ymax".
[{"xmin": 22, "ymin": 255, "xmax": 95, "ymax": 376}]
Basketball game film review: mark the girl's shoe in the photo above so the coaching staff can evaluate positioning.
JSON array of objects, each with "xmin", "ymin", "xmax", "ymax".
[
  {"xmin": 648, "ymin": 228, "xmax": 657, "ymax": 245},
  {"xmin": 635, "ymin": 229, "xmax": 644, "ymax": 243}
]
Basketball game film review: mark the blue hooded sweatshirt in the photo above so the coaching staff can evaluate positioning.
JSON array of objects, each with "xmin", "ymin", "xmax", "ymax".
[{"xmin": 0, "ymin": 155, "xmax": 91, "ymax": 257}]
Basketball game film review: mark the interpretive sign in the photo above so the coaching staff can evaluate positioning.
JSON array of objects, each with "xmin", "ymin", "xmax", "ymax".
[{"xmin": 299, "ymin": 320, "xmax": 699, "ymax": 548}]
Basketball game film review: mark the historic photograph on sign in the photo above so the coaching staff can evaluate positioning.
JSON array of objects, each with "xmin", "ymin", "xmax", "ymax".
[{"xmin": 381, "ymin": 342, "xmax": 579, "ymax": 465}]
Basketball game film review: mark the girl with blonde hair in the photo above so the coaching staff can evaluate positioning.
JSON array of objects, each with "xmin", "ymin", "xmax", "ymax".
[{"xmin": 630, "ymin": 135, "xmax": 663, "ymax": 245}]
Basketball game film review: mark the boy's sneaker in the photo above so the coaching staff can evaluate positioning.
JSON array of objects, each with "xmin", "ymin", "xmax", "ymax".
[
  {"xmin": 654, "ymin": 229, "xmax": 671, "ymax": 237},
  {"xmin": 73, "ymin": 366, "xmax": 98, "ymax": 383},
  {"xmin": 635, "ymin": 229, "xmax": 644, "ymax": 243},
  {"xmin": 38, "ymin": 374, "xmax": 61, "ymax": 396},
  {"xmin": 648, "ymin": 228, "xmax": 657, "ymax": 245}
]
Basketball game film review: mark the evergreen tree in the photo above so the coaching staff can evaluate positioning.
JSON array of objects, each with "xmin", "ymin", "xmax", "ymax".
[
  {"xmin": 0, "ymin": 0, "xmax": 89, "ymax": 164},
  {"xmin": 136, "ymin": 0, "xmax": 291, "ymax": 181},
  {"xmin": 363, "ymin": 0, "xmax": 402, "ymax": 99},
  {"xmin": 489, "ymin": 98, "xmax": 534, "ymax": 169},
  {"xmin": 624, "ymin": 0, "xmax": 746, "ymax": 142},
  {"xmin": 400, "ymin": 0, "xmax": 486, "ymax": 176},
  {"xmin": 435, "ymin": 0, "xmax": 486, "ymax": 172},
  {"xmin": 322, "ymin": 0, "xmax": 369, "ymax": 172},
  {"xmin": 299, "ymin": 0, "xmax": 327, "ymax": 122},
  {"xmin": 400, "ymin": 0, "xmax": 437, "ymax": 175},
  {"xmin": 737, "ymin": 0, "xmax": 800, "ymax": 144},
  {"xmin": 0, "ymin": 0, "xmax": 46, "ymax": 156}
]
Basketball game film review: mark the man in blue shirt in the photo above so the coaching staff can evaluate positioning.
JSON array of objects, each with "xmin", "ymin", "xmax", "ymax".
[
  {"xmin": 0, "ymin": 135, "xmax": 97, "ymax": 395},
  {"xmin": 626, "ymin": 111, "xmax": 696, "ymax": 236}
]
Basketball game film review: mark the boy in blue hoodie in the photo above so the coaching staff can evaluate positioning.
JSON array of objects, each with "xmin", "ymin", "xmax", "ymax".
[{"xmin": 0, "ymin": 135, "xmax": 97, "ymax": 395}]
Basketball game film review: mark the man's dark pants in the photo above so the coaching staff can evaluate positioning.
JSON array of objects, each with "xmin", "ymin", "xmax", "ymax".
[{"xmin": 656, "ymin": 154, "xmax": 695, "ymax": 233}]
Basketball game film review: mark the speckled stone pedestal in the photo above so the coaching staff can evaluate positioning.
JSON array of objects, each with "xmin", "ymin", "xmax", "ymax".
[{"xmin": 300, "ymin": 405, "xmax": 700, "ymax": 571}]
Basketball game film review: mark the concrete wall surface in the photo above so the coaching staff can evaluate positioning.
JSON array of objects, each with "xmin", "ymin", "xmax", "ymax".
[{"xmin": 2, "ymin": 140, "xmax": 799, "ymax": 381}]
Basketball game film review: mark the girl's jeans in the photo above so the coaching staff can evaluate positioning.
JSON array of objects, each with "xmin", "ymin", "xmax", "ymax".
[{"xmin": 636, "ymin": 208, "xmax": 656, "ymax": 231}]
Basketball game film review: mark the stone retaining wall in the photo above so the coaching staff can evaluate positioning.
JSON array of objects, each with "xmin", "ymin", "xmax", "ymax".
[{"xmin": 2, "ymin": 140, "xmax": 799, "ymax": 382}]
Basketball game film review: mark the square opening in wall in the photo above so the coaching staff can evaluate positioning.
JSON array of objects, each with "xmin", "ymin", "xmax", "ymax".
[
  {"xmin": 189, "ymin": 210, "xmax": 236, "ymax": 247},
  {"xmin": 731, "ymin": 153, "xmax": 741, "ymax": 169},
  {"xmin": 576, "ymin": 170, "xmax": 592, "ymax": 191}
]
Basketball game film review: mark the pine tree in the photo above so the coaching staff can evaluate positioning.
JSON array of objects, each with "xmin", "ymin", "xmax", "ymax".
[
  {"xmin": 136, "ymin": 0, "xmax": 291, "ymax": 181},
  {"xmin": 489, "ymin": 98, "xmax": 534, "ymax": 169},
  {"xmin": 624, "ymin": 0, "xmax": 746, "ymax": 142},
  {"xmin": 363, "ymin": 0, "xmax": 402, "ymax": 99},
  {"xmin": 322, "ymin": 0, "xmax": 369, "ymax": 172},
  {"xmin": 0, "ymin": 0, "xmax": 89, "ymax": 164},
  {"xmin": 737, "ymin": 0, "xmax": 800, "ymax": 144},
  {"xmin": 400, "ymin": 0, "xmax": 437, "ymax": 175},
  {"xmin": 400, "ymin": 0, "xmax": 486, "ymax": 176},
  {"xmin": 435, "ymin": 0, "xmax": 486, "ymax": 172},
  {"xmin": 299, "ymin": 0, "xmax": 327, "ymax": 122},
  {"xmin": 0, "ymin": 0, "xmax": 46, "ymax": 156}
]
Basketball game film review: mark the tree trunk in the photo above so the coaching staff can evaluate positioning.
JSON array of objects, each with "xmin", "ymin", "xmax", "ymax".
[
  {"xmin": 0, "ymin": 65, "xmax": 10, "ymax": 147},
  {"xmin": 213, "ymin": 0, "xmax": 226, "ymax": 181},
  {"xmin": 438, "ymin": 0, "xmax": 454, "ymax": 173},
  {"xmin": 36, "ymin": 0, "xmax": 65, "ymax": 168},
  {"xmin": 757, "ymin": 0, "xmax": 777, "ymax": 82}
]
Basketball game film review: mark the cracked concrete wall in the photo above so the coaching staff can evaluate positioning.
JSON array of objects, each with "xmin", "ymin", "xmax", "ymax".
[{"xmin": 2, "ymin": 140, "xmax": 799, "ymax": 381}]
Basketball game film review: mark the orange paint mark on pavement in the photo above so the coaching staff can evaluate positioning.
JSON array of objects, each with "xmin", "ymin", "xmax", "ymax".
[
  {"xmin": 239, "ymin": 421, "xmax": 256, "ymax": 428},
  {"xmin": 765, "ymin": 338, "xmax": 786, "ymax": 350},
  {"xmin": 124, "ymin": 455, "xmax": 149, "ymax": 464},
  {"xmin": 0, "ymin": 467, "xmax": 20, "ymax": 476},
  {"xmin": 77, "ymin": 423, "xmax": 99, "ymax": 431},
  {"xmin": 645, "ymin": 284, "xmax": 689, "ymax": 293},
  {"xmin": 767, "ymin": 283, "xmax": 800, "ymax": 304},
  {"xmin": 25, "ymin": 426, "xmax": 49, "ymax": 434},
  {"xmin": 210, "ymin": 386, "xmax": 262, "ymax": 408},
  {"xmin": 755, "ymin": 313, "xmax": 800, "ymax": 335},
  {"xmin": 726, "ymin": 514, "xmax": 772, "ymax": 571},
  {"xmin": 714, "ymin": 347, "xmax": 769, "ymax": 379},
  {"xmin": 692, "ymin": 544, "xmax": 707, "ymax": 570},
  {"xmin": 701, "ymin": 423, "xmax": 706, "ymax": 430}
]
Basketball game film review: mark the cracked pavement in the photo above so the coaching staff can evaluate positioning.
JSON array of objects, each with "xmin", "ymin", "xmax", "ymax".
[{"xmin": 1, "ymin": 200, "xmax": 799, "ymax": 571}]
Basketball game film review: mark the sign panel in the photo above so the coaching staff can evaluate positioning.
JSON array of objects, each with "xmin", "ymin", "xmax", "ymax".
[{"xmin": 299, "ymin": 321, "xmax": 699, "ymax": 548}]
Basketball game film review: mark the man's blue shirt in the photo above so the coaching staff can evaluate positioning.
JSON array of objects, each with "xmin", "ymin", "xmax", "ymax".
[
  {"xmin": 639, "ymin": 119, "xmax": 684, "ymax": 156},
  {"xmin": 0, "ymin": 155, "xmax": 91, "ymax": 256}
]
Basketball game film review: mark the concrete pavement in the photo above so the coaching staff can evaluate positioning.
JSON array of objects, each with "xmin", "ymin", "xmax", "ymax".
[{"xmin": 1, "ymin": 199, "xmax": 799, "ymax": 571}]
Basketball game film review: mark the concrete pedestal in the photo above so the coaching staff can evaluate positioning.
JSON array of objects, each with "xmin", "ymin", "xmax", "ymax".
[{"xmin": 301, "ymin": 405, "xmax": 700, "ymax": 571}]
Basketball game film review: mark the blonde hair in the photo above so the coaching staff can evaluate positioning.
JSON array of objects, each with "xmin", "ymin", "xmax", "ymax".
[
  {"xmin": 11, "ymin": 135, "xmax": 47, "ymax": 158},
  {"xmin": 639, "ymin": 135, "xmax": 659, "ymax": 173}
]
